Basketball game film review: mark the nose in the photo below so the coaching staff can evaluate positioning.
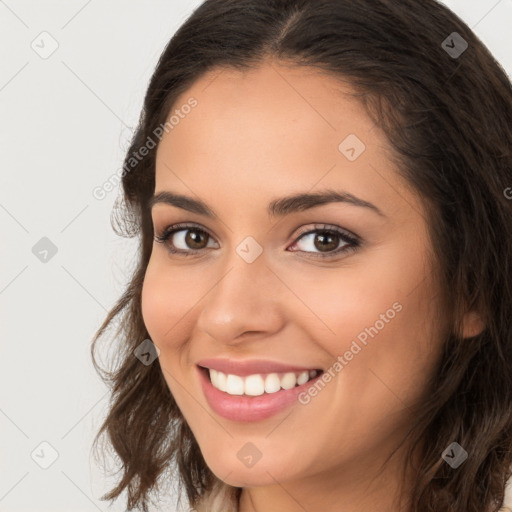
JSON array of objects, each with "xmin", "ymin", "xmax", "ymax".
[{"xmin": 195, "ymin": 254, "xmax": 285, "ymax": 346}]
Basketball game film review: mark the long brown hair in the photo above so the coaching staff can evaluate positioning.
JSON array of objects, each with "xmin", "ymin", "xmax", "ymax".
[{"xmin": 91, "ymin": 1, "xmax": 512, "ymax": 510}]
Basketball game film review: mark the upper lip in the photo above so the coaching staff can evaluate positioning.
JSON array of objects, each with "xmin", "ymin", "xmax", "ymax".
[{"xmin": 196, "ymin": 358, "xmax": 322, "ymax": 377}]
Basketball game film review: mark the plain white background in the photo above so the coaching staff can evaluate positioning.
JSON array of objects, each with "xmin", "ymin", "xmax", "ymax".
[{"xmin": 1, "ymin": 1, "xmax": 511, "ymax": 511}]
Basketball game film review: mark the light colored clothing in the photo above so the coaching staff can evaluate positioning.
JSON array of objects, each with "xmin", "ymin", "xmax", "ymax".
[
  {"xmin": 192, "ymin": 479, "xmax": 237, "ymax": 511},
  {"xmin": 192, "ymin": 474, "xmax": 512, "ymax": 511},
  {"xmin": 503, "ymin": 475, "xmax": 512, "ymax": 512}
]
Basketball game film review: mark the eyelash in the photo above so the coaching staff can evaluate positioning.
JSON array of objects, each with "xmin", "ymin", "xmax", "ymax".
[{"xmin": 153, "ymin": 222, "xmax": 360, "ymax": 259}]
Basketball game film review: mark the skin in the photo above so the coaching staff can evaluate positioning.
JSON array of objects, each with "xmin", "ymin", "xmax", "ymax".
[{"xmin": 141, "ymin": 60, "xmax": 483, "ymax": 512}]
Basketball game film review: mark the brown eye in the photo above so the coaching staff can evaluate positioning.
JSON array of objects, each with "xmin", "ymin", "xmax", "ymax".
[
  {"xmin": 288, "ymin": 224, "xmax": 360, "ymax": 258},
  {"xmin": 312, "ymin": 232, "xmax": 340, "ymax": 252},
  {"xmin": 182, "ymin": 229, "xmax": 209, "ymax": 249},
  {"xmin": 154, "ymin": 223, "xmax": 218, "ymax": 256}
]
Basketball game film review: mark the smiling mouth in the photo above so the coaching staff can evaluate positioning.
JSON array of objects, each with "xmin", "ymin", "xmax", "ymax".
[{"xmin": 198, "ymin": 366, "xmax": 324, "ymax": 397}]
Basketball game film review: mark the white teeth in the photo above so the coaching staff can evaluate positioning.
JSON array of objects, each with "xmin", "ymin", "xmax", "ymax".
[
  {"xmin": 225, "ymin": 374, "xmax": 244, "ymax": 395},
  {"xmin": 297, "ymin": 370, "xmax": 310, "ymax": 385},
  {"xmin": 210, "ymin": 369, "xmax": 225, "ymax": 391},
  {"xmin": 208, "ymin": 368, "xmax": 320, "ymax": 396},
  {"xmin": 264, "ymin": 373, "xmax": 281, "ymax": 394},
  {"xmin": 281, "ymin": 372, "xmax": 297, "ymax": 389},
  {"xmin": 216, "ymin": 370, "xmax": 227, "ymax": 392},
  {"xmin": 244, "ymin": 374, "xmax": 265, "ymax": 396}
]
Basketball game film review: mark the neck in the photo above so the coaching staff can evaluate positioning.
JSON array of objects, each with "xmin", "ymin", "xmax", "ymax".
[{"xmin": 238, "ymin": 441, "xmax": 419, "ymax": 512}]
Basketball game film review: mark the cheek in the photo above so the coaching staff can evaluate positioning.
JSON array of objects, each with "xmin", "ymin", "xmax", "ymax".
[
  {"xmin": 141, "ymin": 262, "xmax": 172, "ymax": 344},
  {"xmin": 140, "ymin": 258, "xmax": 200, "ymax": 408},
  {"xmin": 292, "ymin": 246, "xmax": 441, "ymax": 401},
  {"xmin": 285, "ymin": 263, "xmax": 404, "ymax": 354},
  {"xmin": 141, "ymin": 257, "xmax": 201, "ymax": 347}
]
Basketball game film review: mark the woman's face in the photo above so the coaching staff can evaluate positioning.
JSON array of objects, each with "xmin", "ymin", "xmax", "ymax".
[{"xmin": 141, "ymin": 61, "xmax": 446, "ymax": 502}]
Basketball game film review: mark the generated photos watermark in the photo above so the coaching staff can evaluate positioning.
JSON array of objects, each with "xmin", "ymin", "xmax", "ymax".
[
  {"xmin": 298, "ymin": 301, "xmax": 403, "ymax": 405},
  {"xmin": 92, "ymin": 96, "xmax": 198, "ymax": 201}
]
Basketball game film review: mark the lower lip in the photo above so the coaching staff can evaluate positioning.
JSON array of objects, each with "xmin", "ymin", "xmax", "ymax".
[{"xmin": 197, "ymin": 366, "xmax": 322, "ymax": 422}]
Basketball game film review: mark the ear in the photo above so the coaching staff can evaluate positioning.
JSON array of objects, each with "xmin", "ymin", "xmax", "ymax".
[{"xmin": 461, "ymin": 309, "xmax": 486, "ymax": 338}]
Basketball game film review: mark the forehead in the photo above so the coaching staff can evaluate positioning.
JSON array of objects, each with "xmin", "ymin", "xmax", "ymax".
[
  {"xmin": 154, "ymin": 61, "xmax": 412, "ymax": 220},
  {"xmin": 157, "ymin": 61, "xmax": 376, "ymax": 159}
]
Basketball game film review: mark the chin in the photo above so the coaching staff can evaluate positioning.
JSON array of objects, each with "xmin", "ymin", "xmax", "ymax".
[{"xmin": 202, "ymin": 447, "xmax": 300, "ymax": 487}]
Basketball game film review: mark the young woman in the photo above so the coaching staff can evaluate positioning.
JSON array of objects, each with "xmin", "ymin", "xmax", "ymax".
[{"xmin": 91, "ymin": 1, "xmax": 512, "ymax": 511}]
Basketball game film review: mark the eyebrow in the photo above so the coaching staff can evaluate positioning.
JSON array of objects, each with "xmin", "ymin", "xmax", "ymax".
[{"xmin": 148, "ymin": 189, "xmax": 385, "ymax": 218}]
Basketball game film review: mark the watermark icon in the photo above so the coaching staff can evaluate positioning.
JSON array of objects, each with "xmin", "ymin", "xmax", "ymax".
[
  {"xmin": 237, "ymin": 442, "xmax": 263, "ymax": 468},
  {"xmin": 504, "ymin": 187, "xmax": 512, "ymax": 200},
  {"xmin": 31, "ymin": 31, "xmax": 59, "ymax": 59},
  {"xmin": 92, "ymin": 97, "xmax": 198, "ymax": 200},
  {"xmin": 441, "ymin": 32, "xmax": 468, "ymax": 59},
  {"xmin": 441, "ymin": 442, "xmax": 468, "ymax": 469},
  {"xmin": 30, "ymin": 441, "xmax": 59, "ymax": 469},
  {"xmin": 236, "ymin": 236, "xmax": 263, "ymax": 263},
  {"xmin": 134, "ymin": 338, "xmax": 160, "ymax": 366},
  {"xmin": 298, "ymin": 301, "xmax": 403, "ymax": 405},
  {"xmin": 338, "ymin": 133, "xmax": 366, "ymax": 162},
  {"xmin": 32, "ymin": 237, "xmax": 58, "ymax": 263}
]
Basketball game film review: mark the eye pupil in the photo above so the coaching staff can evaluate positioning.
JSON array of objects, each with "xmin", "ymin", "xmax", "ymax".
[
  {"xmin": 186, "ymin": 230, "xmax": 208, "ymax": 249},
  {"xmin": 315, "ymin": 232, "xmax": 338, "ymax": 252}
]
